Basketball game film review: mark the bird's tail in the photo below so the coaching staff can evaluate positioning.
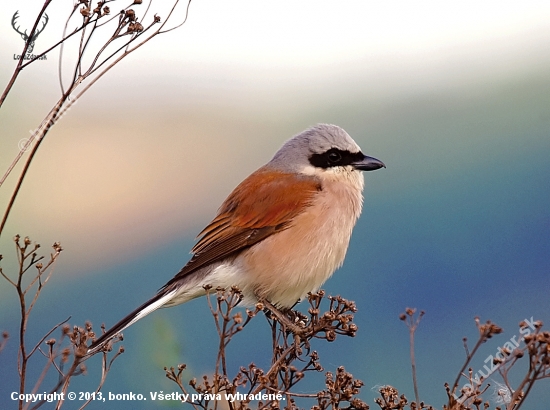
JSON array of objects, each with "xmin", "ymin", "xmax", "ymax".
[{"xmin": 87, "ymin": 288, "xmax": 177, "ymax": 355}]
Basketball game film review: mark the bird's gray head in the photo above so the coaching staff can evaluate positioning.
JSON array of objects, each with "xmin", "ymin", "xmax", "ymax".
[{"xmin": 269, "ymin": 124, "xmax": 385, "ymax": 177}]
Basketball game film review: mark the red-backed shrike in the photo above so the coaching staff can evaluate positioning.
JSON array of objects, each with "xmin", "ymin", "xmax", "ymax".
[{"xmin": 89, "ymin": 124, "xmax": 384, "ymax": 353}]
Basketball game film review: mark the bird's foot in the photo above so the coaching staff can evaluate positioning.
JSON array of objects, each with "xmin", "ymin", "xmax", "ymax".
[{"xmin": 261, "ymin": 299, "xmax": 307, "ymax": 336}]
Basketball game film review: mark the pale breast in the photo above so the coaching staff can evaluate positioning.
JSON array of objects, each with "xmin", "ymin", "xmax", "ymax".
[{"xmin": 235, "ymin": 172, "xmax": 364, "ymax": 308}]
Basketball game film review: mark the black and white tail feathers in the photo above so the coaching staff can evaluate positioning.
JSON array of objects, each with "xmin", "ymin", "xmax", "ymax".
[{"xmin": 87, "ymin": 288, "xmax": 177, "ymax": 355}]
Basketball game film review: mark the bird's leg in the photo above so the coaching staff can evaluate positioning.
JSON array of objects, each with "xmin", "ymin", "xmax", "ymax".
[
  {"xmin": 261, "ymin": 299, "xmax": 306, "ymax": 336},
  {"xmin": 263, "ymin": 306, "xmax": 274, "ymax": 319}
]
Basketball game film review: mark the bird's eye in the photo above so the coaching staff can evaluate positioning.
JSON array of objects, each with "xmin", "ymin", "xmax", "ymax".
[{"xmin": 327, "ymin": 150, "xmax": 342, "ymax": 163}]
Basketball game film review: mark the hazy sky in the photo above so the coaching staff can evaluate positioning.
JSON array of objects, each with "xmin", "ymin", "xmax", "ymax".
[{"xmin": 2, "ymin": 1, "xmax": 549, "ymax": 273}]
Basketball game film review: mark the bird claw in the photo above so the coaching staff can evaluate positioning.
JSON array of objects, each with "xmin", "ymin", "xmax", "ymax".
[{"xmin": 261, "ymin": 299, "xmax": 306, "ymax": 335}]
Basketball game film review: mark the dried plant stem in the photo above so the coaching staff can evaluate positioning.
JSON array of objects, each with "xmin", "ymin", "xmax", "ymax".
[
  {"xmin": 0, "ymin": 0, "xmax": 192, "ymax": 238},
  {"xmin": 0, "ymin": 1, "xmax": 53, "ymax": 108},
  {"xmin": 17, "ymin": 257, "xmax": 29, "ymax": 410},
  {"xmin": 26, "ymin": 339, "xmax": 65, "ymax": 410},
  {"xmin": 0, "ymin": 93, "xmax": 71, "ymax": 237},
  {"xmin": 451, "ymin": 337, "xmax": 484, "ymax": 398},
  {"xmin": 168, "ymin": 289, "xmax": 363, "ymax": 410},
  {"xmin": 77, "ymin": 349, "xmax": 122, "ymax": 410},
  {"xmin": 3, "ymin": 237, "xmax": 63, "ymax": 410},
  {"xmin": 410, "ymin": 324, "xmax": 420, "ymax": 406},
  {"xmin": 401, "ymin": 308, "xmax": 425, "ymax": 407}
]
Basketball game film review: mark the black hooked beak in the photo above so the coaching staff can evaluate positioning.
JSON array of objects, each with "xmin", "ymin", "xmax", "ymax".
[{"xmin": 351, "ymin": 154, "xmax": 386, "ymax": 171}]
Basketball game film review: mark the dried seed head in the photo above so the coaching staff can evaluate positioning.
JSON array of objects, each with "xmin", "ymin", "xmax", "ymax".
[
  {"xmin": 61, "ymin": 347, "xmax": 71, "ymax": 363},
  {"xmin": 80, "ymin": 7, "xmax": 91, "ymax": 17},
  {"xmin": 309, "ymin": 307, "xmax": 320, "ymax": 315},
  {"xmin": 322, "ymin": 311, "xmax": 335, "ymax": 321},
  {"xmin": 353, "ymin": 379, "xmax": 364, "ymax": 388},
  {"xmin": 103, "ymin": 6, "xmax": 110, "ymax": 14},
  {"xmin": 513, "ymin": 348, "xmax": 524, "ymax": 358},
  {"xmin": 350, "ymin": 398, "xmax": 368, "ymax": 410},
  {"xmin": 125, "ymin": 9, "xmax": 136, "ymax": 21}
]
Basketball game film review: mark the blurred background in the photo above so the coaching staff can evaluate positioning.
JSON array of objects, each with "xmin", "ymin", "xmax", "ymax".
[{"xmin": 1, "ymin": 1, "xmax": 549, "ymax": 408}]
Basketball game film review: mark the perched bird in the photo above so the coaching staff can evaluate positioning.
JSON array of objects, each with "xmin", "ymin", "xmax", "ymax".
[{"xmin": 88, "ymin": 124, "xmax": 384, "ymax": 353}]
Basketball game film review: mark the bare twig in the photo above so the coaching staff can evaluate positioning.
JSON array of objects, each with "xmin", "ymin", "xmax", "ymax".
[
  {"xmin": 166, "ymin": 289, "xmax": 363, "ymax": 410},
  {"xmin": 0, "ymin": 0, "xmax": 53, "ymax": 107},
  {"xmin": 27, "ymin": 317, "xmax": 71, "ymax": 359},
  {"xmin": 400, "ymin": 307, "xmax": 425, "ymax": 407},
  {"xmin": 0, "ymin": 0, "xmax": 193, "ymax": 238}
]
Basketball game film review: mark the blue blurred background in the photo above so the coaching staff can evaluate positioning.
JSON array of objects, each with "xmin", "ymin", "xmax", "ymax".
[{"xmin": 1, "ymin": 1, "xmax": 549, "ymax": 409}]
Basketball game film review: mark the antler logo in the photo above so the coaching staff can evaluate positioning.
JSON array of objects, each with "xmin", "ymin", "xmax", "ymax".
[{"xmin": 11, "ymin": 11, "xmax": 49, "ymax": 54}]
